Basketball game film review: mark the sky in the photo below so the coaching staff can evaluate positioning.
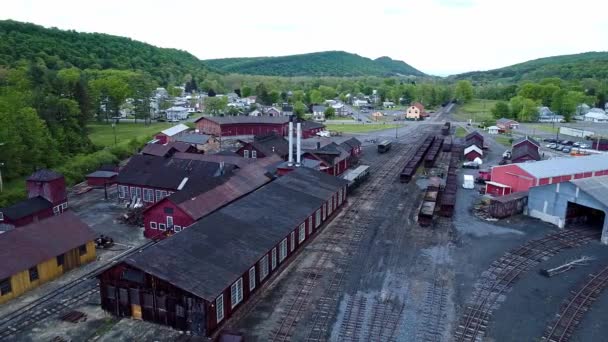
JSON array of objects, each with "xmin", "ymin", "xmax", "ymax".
[{"xmin": 2, "ymin": 0, "xmax": 608, "ymax": 76}]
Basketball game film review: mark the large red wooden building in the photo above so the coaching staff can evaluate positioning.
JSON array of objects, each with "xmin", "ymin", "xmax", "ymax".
[
  {"xmin": 195, "ymin": 116, "xmax": 290, "ymax": 137},
  {"xmin": 0, "ymin": 170, "xmax": 68, "ymax": 228},
  {"xmin": 489, "ymin": 154, "xmax": 608, "ymax": 195},
  {"xmin": 98, "ymin": 167, "xmax": 348, "ymax": 336}
]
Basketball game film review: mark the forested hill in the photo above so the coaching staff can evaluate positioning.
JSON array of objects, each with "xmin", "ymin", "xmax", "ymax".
[
  {"xmin": 0, "ymin": 20, "xmax": 210, "ymax": 85},
  {"xmin": 452, "ymin": 51, "xmax": 608, "ymax": 82},
  {"xmin": 205, "ymin": 51, "xmax": 426, "ymax": 77}
]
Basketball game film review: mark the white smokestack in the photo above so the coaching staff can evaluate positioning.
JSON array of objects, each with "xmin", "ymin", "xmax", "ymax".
[
  {"xmin": 296, "ymin": 122, "xmax": 302, "ymax": 166},
  {"xmin": 288, "ymin": 122, "xmax": 294, "ymax": 166}
]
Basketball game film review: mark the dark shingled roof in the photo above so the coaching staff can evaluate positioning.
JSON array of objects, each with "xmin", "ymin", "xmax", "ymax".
[
  {"xmin": 195, "ymin": 116, "xmax": 290, "ymax": 125},
  {"xmin": 175, "ymin": 133, "xmax": 211, "ymax": 145},
  {"xmin": 0, "ymin": 211, "xmax": 96, "ymax": 280},
  {"xmin": 168, "ymin": 141, "xmax": 193, "ymax": 153},
  {"xmin": 124, "ymin": 167, "xmax": 347, "ymax": 301},
  {"xmin": 116, "ymin": 155, "xmax": 224, "ymax": 190},
  {"xmin": 173, "ymin": 152, "xmax": 254, "ymax": 169},
  {"xmin": 141, "ymin": 144, "xmax": 176, "ymax": 157},
  {"xmin": 27, "ymin": 169, "xmax": 63, "ymax": 182},
  {"xmin": 249, "ymin": 133, "xmax": 290, "ymax": 157},
  {"xmin": 339, "ymin": 137, "xmax": 362, "ymax": 151},
  {"xmin": 300, "ymin": 120, "xmax": 325, "ymax": 131},
  {"xmin": 0, "ymin": 196, "xmax": 53, "ymax": 221},
  {"xmin": 513, "ymin": 136, "xmax": 540, "ymax": 148},
  {"xmin": 512, "ymin": 143, "xmax": 541, "ymax": 162}
]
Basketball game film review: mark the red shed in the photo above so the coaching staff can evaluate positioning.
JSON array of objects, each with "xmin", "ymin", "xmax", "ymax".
[
  {"xmin": 490, "ymin": 154, "xmax": 608, "ymax": 194},
  {"xmin": 86, "ymin": 170, "xmax": 118, "ymax": 187},
  {"xmin": 511, "ymin": 136, "xmax": 541, "ymax": 163},
  {"xmin": 464, "ymin": 145, "xmax": 483, "ymax": 161},
  {"xmin": 300, "ymin": 120, "xmax": 326, "ymax": 138},
  {"xmin": 154, "ymin": 124, "xmax": 190, "ymax": 144},
  {"xmin": 195, "ymin": 116, "xmax": 289, "ymax": 137},
  {"xmin": 485, "ymin": 181, "xmax": 513, "ymax": 196}
]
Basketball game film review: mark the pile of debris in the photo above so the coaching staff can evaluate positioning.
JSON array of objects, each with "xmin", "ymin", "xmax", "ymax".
[
  {"xmin": 119, "ymin": 206, "xmax": 144, "ymax": 226},
  {"xmin": 472, "ymin": 198, "xmax": 498, "ymax": 222}
]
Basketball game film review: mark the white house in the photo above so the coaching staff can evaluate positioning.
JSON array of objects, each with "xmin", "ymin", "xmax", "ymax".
[
  {"xmin": 249, "ymin": 109, "xmax": 262, "ymax": 117},
  {"xmin": 487, "ymin": 126, "xmax": 499, "ymax": 134},
  {"xmin": 165, "ymin": 106, "xmax": 189, "ymax": 121},
  {"xmin": 312, "ymin": 105, "xmax": 326, "ymax": 121},
  {"xmin": 353, "ymin": 99, "xmax": 368, "ymax": 107},
  {"xmin": 583, "ymin": 109, "xmax": 608, "ymax": 123},
  {"xmin": 383, "ymin": 101, "xmax": 395, "ymax": 108}
]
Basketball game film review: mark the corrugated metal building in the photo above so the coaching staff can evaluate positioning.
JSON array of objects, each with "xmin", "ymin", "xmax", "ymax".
[
  {"xmin": 0, "ymin": 211, "xmax": 96, "ymax": 304},
  {"xmin": 490, "ymin": 154, "xmax": 608, "ymax": 194},
  {"xmin": 527, "ymin": 175, "xmax": 608, "ymax": 244},
  {"xmin": 98, "ymin": 167, "xmax": 348, "ymax": 336}
]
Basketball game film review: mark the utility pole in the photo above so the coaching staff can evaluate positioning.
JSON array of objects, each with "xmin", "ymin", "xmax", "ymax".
[{"xmin": 0, "ymin": 142, "xmax": 4, "ymax": 193}]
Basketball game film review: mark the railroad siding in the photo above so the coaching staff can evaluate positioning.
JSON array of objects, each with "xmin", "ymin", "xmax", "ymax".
[{"xmin": 0, "ymin": 241, "xmax": 96, "ymax": 305}]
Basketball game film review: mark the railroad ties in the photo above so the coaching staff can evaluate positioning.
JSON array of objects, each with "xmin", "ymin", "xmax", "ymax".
[
  {"xmin": 454, "ymin": 228, "xmax": 600, "ymax": 342},
  {"xmin": 541, "ymin": 265, "xmax": 608, "ymax": 342},
  {"xmin": 400, "ymin": 135, "xmax": 436, "ymax": 183}
]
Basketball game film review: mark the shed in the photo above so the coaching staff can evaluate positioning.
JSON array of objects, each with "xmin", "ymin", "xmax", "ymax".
[
  {"xmin": 487, "ymin": 126, "xmax": 499, "ymax": 135},
  {"xmin": 86, "ymin": 170, "xmax": 119, "ymax": 187},
  {"xmin": 489, "ymin": 191, "xmax": 528, "ymax": 218},
  {"xmin": 464, "ymin": 145, "xmax": 483, "ymax": 161},
  {"xmin": 485, "ymin": 181, "xmax": 513, "ymax": 197},
  {"xmin": 155, "ymin": 124, "xmax": 190, "ymax": 144}
]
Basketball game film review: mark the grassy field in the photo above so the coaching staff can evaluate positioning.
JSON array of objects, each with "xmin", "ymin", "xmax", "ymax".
[
  {"xmin": 88, "ymin": 122, "xmax": 173, "ymax": 147},
  {"xmin": 494, "ymin": 135, "xmax": 513, "ymax": 147},
  {"xmin": 455, "ymin": 126, "xmax": 467, "ymax": 138},
  {"xmin": 453, "ymin": 99, "xmax": 498, "ymax": 123},
  {"xmin": 524, "ymin": 123, "xmax": 559, "ymax": 134},
  {"xmin": 326, "ymin": 123, "xmax": 402, "ymax": 134}
]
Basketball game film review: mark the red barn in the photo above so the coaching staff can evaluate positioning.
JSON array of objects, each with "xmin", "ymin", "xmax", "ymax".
[
  {"xmin": 142, "ymin": 157, "xmax": 278, "ymax": 239},
  {"xmin": 339, "ymin": 137, "xmax": 363, "ymax": 157},
  {"xmin": 1, "ymin": 170, "xmax": 68, "ymax": 228},
  {"xmin": 490, "ymin": 154, "xmax": 608, "ymax": 194},
  {"xmin": 302, "ymin": 142, "xmax": 350, "ymax": 176},
  {"xmin": 300, "ymin": 121, "xmax": 326, "ymax": 138},
  {"xmin": 511, "ymin": 136, "xmax": 541, "ymax": 163},
  {"xmin": 195, "ymin": 116, "xmax": 290, "ymax": 137},
  {"xmin": 464, "ymin": 145, "xmax": 483, "ymax": 161},
  {"xmin": 465, "ymin": 131, "xmax": 484, "ymax": 149},
  {"xmin": 85, "ymin": 170, "xmax": 118, "ymax": 187},
  {"xmin": 154, "ymin": 124, "xmax": 190, "ymax": 144},
  {"xmin": 98, "ymin": 167, "xmax": 348, "ymax": 337}
]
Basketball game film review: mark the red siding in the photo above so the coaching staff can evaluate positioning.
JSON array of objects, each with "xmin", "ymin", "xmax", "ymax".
[
  {"xmin": 539, "ymin": 177, "xmax": 550, "ymax": 185},
  {"xmin": 143, "ymin": 199, "xmax": 195, "ymax": 239},
  {"xmin": 155, "ymin": 133, "xmax": 168, "ymax": 144},
  {"xmin": 486, "ymin": 183, "xmax": 512, "ymax": 197},
  {"xmin": 27, "ymin": 177, "xmax": 67, "ymax": 206},
  {"xmin": 236, "ymin": 143, "xmax": 267, "ymax": 159},
  {"xmin": 490, "ymin": 164, "xmax": 537, "ymax": 193},
  {"xmin": 464, "ymin": 150, "xmax": 482, "ymax": 161},
  {"xmin": 195, "ymin": 118, "xmax": 288, "ymax": 137}
]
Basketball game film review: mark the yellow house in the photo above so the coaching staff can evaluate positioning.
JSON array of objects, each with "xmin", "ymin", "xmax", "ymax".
[
  {"xmin": 406, "ymin": 102, "xmax": 425, "ymax": 120},
  {"xmin": 0, "ymin": 211, "xmax": 96, "ymax": 304}
]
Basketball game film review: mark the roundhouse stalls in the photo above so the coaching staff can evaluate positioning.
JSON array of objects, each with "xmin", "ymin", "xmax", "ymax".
[
  {"xmin": 98, "ymin": 168, "xmax": 349, "ymax": 336},
  {"xmin": 0, "ymin": 170, "xmax": 68, "ymax": 228},
  {"xmin": 0, "ymin": 212, "xmax": 96, "ymax": 304},
  {"xmin": 511, "ymin": 136, "xmax": 541, "ymax": 163},
  {"xmin": 490, "ymin": 154, "xmax": 608, "ymax": 195},
  {"xmin": 115, "ymin": 155, "xmax": 233, "ymax": 206},
  {"xmin": 155, "ymin": 124, "xmax": 190, "ymax": 144},
  {"xmin": 195, "ymin": 116, "xmax": 290, "ymax": 137},
  {"xmin": 142, "ymin": 156, "xmax": 280, "ymax": 239},
  {"xmin": 527, "ymin": 176, "xmax": 608, "ymax": 244}
]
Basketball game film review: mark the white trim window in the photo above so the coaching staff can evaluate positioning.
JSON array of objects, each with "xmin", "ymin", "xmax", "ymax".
[
  {"xmin": 53, "ymin": 206, "xmax": 61, "ymax": 215},
  {"xmin": 308, "ymin": 216, "xmax": 313, "ymax": 235},
  {"xmin": 216, "ymin": 294, "xmax": 224, "ymax": 322},
  {"xmin": 244, "ymin": 150, "xmax": 250, "ymax": 158},
  {"xmin": 159, "ymin": 223, "xmax": 166, "ymax": 231},
  {"xmin": 160, "ymin": 190, "xmax": 168, "ymax": 199},
  {"xmin": 230, "ymin": 278, "xmax": 243, "ymax": 308},
  {"xmin": 299, "ymin": 223, "xmax": 306, "ymax": 243},
  {"xmin": 260, "ymin": 255, "xmax": 269, "ymax": 280},
  {"xmin": 167, "ymin": 216, "xmax": 174, "ymax": 228},
  {"xmin": 328, "ymin": 197, "xmax": 333, "ymax": 215},
  {"xmin": 279, "ymin": 238, "xmax": 287, "ymax": 262},
  {"xmin": 290, "ymin": 231, "xmax": 295, "ymax": 252},
  {"xmin": 61, "ymin": 202, "xmax": 68, "ymax": 210},
  {"xmin": 150, "ymin": 222, "xmax": 157, "ymax": 230},
  {"xmin": 271, "ymin": 248, "xmax": 277, "ymax": 270},
  {"xmin": 249, "ymin": 267, "xmax": 256, "ymax": 291},
  {"xmin": 323, "ymin": 204, "xmax": 327, "ymax": 220},
  {"xmin": 143, "ymin": 188, "xmax": 154, "ymax": 202},
  {"xmin": 338, "ymin": 189, "xmax": 343, "ymax": 205},
  {"xmin": 155, "ymin": 190, "xmax": 162, "ymax": 202},
  {"xmin": 174, "ymin": 225, "xmax": 181, "ymax": 232},
  {"xmin": 252, "ymin": 150, "xmax": 257, "ymax": 159},
  {"xmin": 315, "ymin": 209, "xmax": 321, "ymax": 228},
  {"xmin": 118, "ymin": 185, "xmax": 128, "ymax": 199}
]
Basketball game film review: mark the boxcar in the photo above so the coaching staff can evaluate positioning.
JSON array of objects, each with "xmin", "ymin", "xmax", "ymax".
[{"xmin": 377, "ymin": 140, "xmax": 392, "ymax": 153}]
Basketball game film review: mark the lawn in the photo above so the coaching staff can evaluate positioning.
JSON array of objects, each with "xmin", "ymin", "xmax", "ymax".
[
  {"xmin": 494, "ymin": 135, "xmax": 512, "ymax": 147},
  {"xmin": 88, "ymin": 122, "xmax": 173, "ymax": 147},
  {"xmin": 524, "ymin": 123, "xmax": 559, "ymax": 134},
  {"xmin": 455, "ymin": 126, "xmax": 467, "ymax": 138},
  {"xmin": 325, "ymin": 123, "xmax": 403, "ymax": 134},
  {"xmin": 453, "ymin": 99, "xmax": 498, "ymax": 123}
]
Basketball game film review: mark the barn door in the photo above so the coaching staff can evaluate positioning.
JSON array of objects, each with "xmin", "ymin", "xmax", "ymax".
[{"xmin": 63, "ymin": 249, "xmax": 80, "ymax": 272}]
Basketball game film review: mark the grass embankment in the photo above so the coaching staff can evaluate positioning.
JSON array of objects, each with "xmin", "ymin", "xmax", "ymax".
[
  {"xmin": 453, "ymin": 99, "xmax": 498, "ymax": 123},
  {"xmin": 325, "ymin": 123, "xmax": 402, "ymax": 134},
  {"xmin": 455, "ymin": 127, "xmax": 467, "ymax": 138},
  {"xmin": 89, "ymin": 122, "xmax": 173, "ymax": 147}
]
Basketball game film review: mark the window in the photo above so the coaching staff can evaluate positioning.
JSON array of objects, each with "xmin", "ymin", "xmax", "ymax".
[
  {"xmin": 249, "ymin": 267, "xmax": 256, "ymax": 291},
  {"xmin": 143, "ymin": 189, "xmax": 154, "ymax": 202},
  {"xmin": 271, "ymin": 248, "xmax": 277, "ymax": 270},
  {"xmin": 174, "ymin": 225, "xmax": 182, "ymax": 232},
  {"xmin": 290, "ymin": 231, "xmax": 295, "ymax": 252},
  {"xmin": 328, "ymin": 198, "xmax": 333, "ymax": 215},
  {"xmin": 53, "ymin": 206, "xmax": 60, "ymax": 215},
  {"xmin": 0, "ymin": 212, "xmax": 3, "ymax": 221},
  {"xmin": 61, "ymin": 202, "xmax": 68, "ymax": 210},
  {"xmin": 216, "ymin": 295, "xmax": 224, "ymax": 322},
  {"xmin": 230, "ymin": 278, "xmax": 243, "ymax": 308},
  {"xmin": 164, "ymin": 207, "xmax": 174, "ymax": 214},
  {"xmin": 0, "ymin": 278, "xmax": 11, "ymax": 296},
  {"xmin": 315, "ymin": 209, "xmax": 321, "ymax": 228},
  {"xmin": 308, "ymin": 216, "xmax": 313, "ymax": 235},
  {"xmin": 56, "ymin": 254, "xmax": 65, "ymax": 267},
  {"xmin": 155, "ymin": 190, "xmax": 162, "ymax": 201},
  {"xmin": 260, "ymin": 255, "xmax": 269, "ymax": 280},
  {"xmin": 29, "ymin": 266, "xmax": 39, "ymax": 282},
  {"xmin": 244, "ymin": 150, "xmax": 250, "ymax": 158},
  {"xmin": 167, "ymin": 216, "xmax": 174, "ymax": 228},
  {"xmin": 136, "ymin": 187, "xmax": 142, "ymax": 199},
  {"xmin": 130, "ymin": 187, "xmax": 138, "ymax": 199},
  {"xmin": 159, "ymin": 223, "xmax": 166, "ymax": 231},
  {"xmin": 323, "ymin": 204, "xmax": 327, "ymax": 220},
  {"xmin": 79, "ymin": 244, "xmax": 87, "ymax": 256},
  {"xmin": 118, "ymin": 185, "xmax": 127, "ymax": 199},
  {"xmin": 150, "ymin": 222, "xmax": 157, "ymax": 230},
  {"xmin": 252, "ymin": 150, "xmax": 257, "ymax": 159},
  {"xmin": 299, "ymin": 223, "xmax": 306, "ymax": 243},
  {"xmin": 160, "ymin": 191, "xmax": 168, "ymax": 199},
  {"xmin": 279, "ymin": 239, "xmax": 287, "ymax": 262}
]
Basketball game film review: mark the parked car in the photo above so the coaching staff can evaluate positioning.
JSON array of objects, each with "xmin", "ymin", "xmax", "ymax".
[
  {"xmin": 543, "ymin": 138, "xmax": 556, "ymax": 143},
  {"xmin": 561, "ymin": 140, "xmax": 573, "ymax": 146},
  {"xmin": 580, "ymin": 143, "xmax": 590, "ymax": 149},
  {"xmin": 462, "ymin": 161, "xmax": 480, "ymax": 169},
  {"xmin": 562, "ymin": 147, "xmax": 572, "ymax": 153},
  {"xmin": 573, "ymin": 142, "xmax": 581, "ymax": 147},
  {"xmin": 547, "ymin": 143, "xmax": 556, "ymax": 148}
]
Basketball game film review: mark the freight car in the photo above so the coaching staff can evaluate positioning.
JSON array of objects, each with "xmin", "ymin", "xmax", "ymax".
[
  {"xmin": 378, "ymin": 140, "xmax": 392, "ymax": 153},
  {"xmin": 342, "ymin": 165, "xmax": 370, "ymax": 191},
  {"xmin": 441, "ymin": 122, "xmax": 451, "ymax": 136},
  {"xmin": 400, "ymin": 135, "xmax": 436, "ymax": 183},
  {"xmin": 438, "ymin": 145, "xmax": 461, "ymax": 217},
  {"xmin": 418, "ymin": 177, "xmax": 442, "ymax": 226},
  {"xmin": 424, "ymin": 137, "xmax": 444, "ymax": 168}
]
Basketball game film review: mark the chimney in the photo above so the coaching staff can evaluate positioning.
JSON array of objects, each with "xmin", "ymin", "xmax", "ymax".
[
  {"xmin": 296, "ymin": 123, "xmax": 302, "ymax": 166},
  {"xmin": 288, "ymin": 122, "xmax": 294, "ymax": 166}
]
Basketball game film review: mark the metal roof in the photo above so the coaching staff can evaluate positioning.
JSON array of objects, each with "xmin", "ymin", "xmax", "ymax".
[
  {"xmin": 196, "ymin": 116, "xmax": 290, "ymax": 125},
  {"xmin": 160, "ymin": 124, "xmax": 190, "ymax": 137},
  {"xmin": 86, "ymin": 170, "xmax": 118, "ymax": 179},
  {"xmin": 124, "ymin": 167, "xmax": 347, "ymax": 301},
  {"xmin": 173, "ymin": 152, "xmax": 255, "ymax": 169},
  {"xmin": 518, "ymin": 154, "xmax": 608, "ymax": 179},
  {"xmin": 141, "ymin": 144, "xmax": 176, "ymax": 157},
  {"xmin": 0, "ymin": 211, "xmax": 96, "ymax": 279},
  {"xmin": 0, "ymin": 196, "xmax": 52, "ymax": 220},
  {"xmin": 570, "ymin": 175, "xmax": 608, "ymax": 205},
  {"xmin": 174, "ymin": 133, "xmax": 211, "ymax": 145},
  {"xmin": 27, "ymin": 169, "xmax": 63, "ymax": 182}
]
